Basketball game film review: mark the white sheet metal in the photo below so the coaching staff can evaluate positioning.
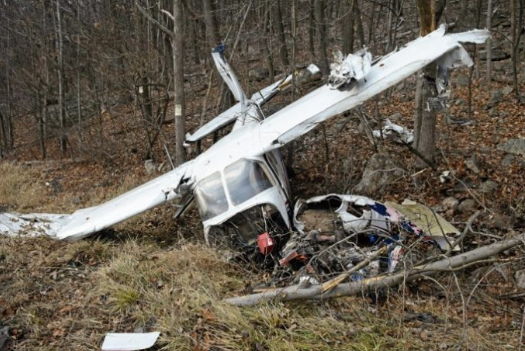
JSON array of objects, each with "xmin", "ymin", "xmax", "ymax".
[
  {"xmin": 372, "ymin": 119, "xmax": 414, "ymax": 144},
  {"xmin": 101, "ymin": 332, "xmax": 160, "ymax": 351},
  {"xmin": 211, "ymin": 46, "xmax": 247, "ymax": 107}
]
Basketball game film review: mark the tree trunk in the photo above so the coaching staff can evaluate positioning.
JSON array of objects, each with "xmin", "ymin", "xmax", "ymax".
[
  {"xmin": 486, "ymin": 0, "xmax": 492, "ymax": 83},
  {"xmin": 308, "ymin": 0, "xmax": 316, "ymax": 59},
  {"xmin": 173, "ymin": 0, "xmax": 186, "ymax": 165},
  {"xmin": 413, "ymin": 0, "xmax": 437, "ymax": 167},
  {"xmin": 510, "ymin": 0, "xmax": 521, "ymax": 102},
  {"xmin": 342, "ymin": 0, "xmax": 355, "ymax": 55},
  {"xmin": 54, "ymin": 0, "xmax": 67, "ymax": 153},
  {"xmin": 354, "ymin": 0, "xmax": 365, "ymax": 48},
  {"xmin": 315, "ymin": 0, "xmax": 329, "ymax": 75},
  {"xmin": 273, "ymin": 1, "xmax": 290, "ymax": 69},
  {"xmin": 202, "ymin": 0, "xmax": 219, "ymax": 46}
]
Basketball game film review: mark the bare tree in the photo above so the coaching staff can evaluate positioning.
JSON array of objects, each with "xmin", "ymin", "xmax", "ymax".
[
  {"xmin": 315, "ymin": 0, "xmax": 329, "ymax": 75},
  {"xmin": 135, "ymin": 0, "xmax": 186, "ymax": 165},
  {"xmin": 413, "ymin": 0, "xmax": 438, "ymax": 167},
  {"xmin": 53, "ymin": 0, "xmax": 67, "ymax": 153}
]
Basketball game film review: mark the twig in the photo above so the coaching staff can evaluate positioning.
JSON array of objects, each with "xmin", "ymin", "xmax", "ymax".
[{"xmin": 224, "ymin": 234, "xmax": 525, "ymax": 306}]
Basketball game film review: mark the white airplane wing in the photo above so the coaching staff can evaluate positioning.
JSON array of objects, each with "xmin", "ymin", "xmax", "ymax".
[
  {"xmin": 0, "ymin": 160, "xmax": 194, "ymax": 241},
  {"xmin": 258, "ymin": 27, "xmax": 489, "ymax": 149}
]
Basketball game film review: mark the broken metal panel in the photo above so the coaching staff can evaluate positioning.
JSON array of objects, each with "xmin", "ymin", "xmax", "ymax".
[
  {"xmin": 0, "ymin": 212, "xmax": 70, "ymax": 238},
  {"xmin": 329, "ymin": 49, "xmax": 372, "ymax": 89},
  {"xmin": 294, "ymin": 194, "xmax": 459, "ymax": 251},
  {"xmin": 101, "ymin": 332, "xmax": 160, "ymax": 351},
  {"xmin": 372, "ymin": 119, "xmax": 414, "ymax": 144},
  {"xmin": 385, "ymin": 200, "xmax": 460, "ymax": 251}
]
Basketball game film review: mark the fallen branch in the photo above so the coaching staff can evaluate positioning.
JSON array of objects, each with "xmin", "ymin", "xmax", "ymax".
[{"xmin": 224, "ymin": 234, "xmax": 525, "ymax": 306}]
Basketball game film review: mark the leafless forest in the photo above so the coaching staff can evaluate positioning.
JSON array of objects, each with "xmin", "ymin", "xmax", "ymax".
[{"xmin": 1, "ymin": 0, "xmax": 525, "ymax": 350}]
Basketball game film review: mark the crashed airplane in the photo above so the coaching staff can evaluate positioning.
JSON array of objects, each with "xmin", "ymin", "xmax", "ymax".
[{"xmin": 0, "ymin": 26, "xmax": 489, "ymax": 256}]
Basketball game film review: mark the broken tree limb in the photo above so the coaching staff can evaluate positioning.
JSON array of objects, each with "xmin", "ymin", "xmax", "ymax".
[{"xmin": 224, "ymin": 234, "xmax": 525, "ymax": 307}]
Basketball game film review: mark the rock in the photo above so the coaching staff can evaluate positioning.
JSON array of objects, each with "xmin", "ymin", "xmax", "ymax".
[
  {"xmin": 0, "ymin": 327, "xmax": 8, "ymax": 350},
  {"xmin": 388, "ymin": 112, "xmax": 403, "ymax": 121},
  {"xmin": 458, "ymin": 199, "xmax": 476, "ymax": 214},
  {"xmin": 353, "ymin": 153, "xmax": 405, "ymax": 196},
  {"xmin": 484, "ymin": 90, "xmax": 503, "ymax": 110},
  {"xmin": 249, "ymin": 68, "xmax": 269, "ymax": 81},
  {"xmin": 144, "ymin": 159, "xmax": 157, "ymax": 175},
  {"xmin": 71, "ymin": 195, "xmax": 82, "ymax": 205},
  {"xmin": 456, "ymin": 75, "xmax": 470, "ymax": 87},
  {"xmin": 488, "ymin": 109, "xmax": 499, "ymax": 118},
  {"xmin": 489, "ymin": 213, "xmax": 514, "ymax": 230},
  {"xmin": 502, "ymin": 154, "xmax": 515, "ymax": 166},
  {"xmin": 480, "ymin": 146, "xmax": 492, "ymax": 154},
  {"xmin": 442, "ymin": 197, "xmax": 459, "ymax": 211},
  {"xmin": 502, "ymin": 85, "xmax": 513, "ymax": 96},
  {"xmin": 465, "ymin": 156, "xmax": 481, "ymax": 174},
  {"xmin": 500, "ymin": 111, "xmax": 510, "ymax": 118},
  {"xmin": 515, "ymin": 270, "xmax": 525, "ymax": 289},
  {"xmin": 455, "ymin": 99, "xmax": 465, "ymax": 106},
  {"xmin": 479, "ymin": 180, "xmax": 499, "ymax": 194},
  {"xmin": 498, "ymin": 139, "xmax": 525, "ymax": 156}
]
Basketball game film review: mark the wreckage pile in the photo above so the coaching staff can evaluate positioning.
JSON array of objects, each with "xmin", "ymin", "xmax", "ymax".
[{"xmin": 242, "ymin": 194, "xmax": 460, "ymax": 290}]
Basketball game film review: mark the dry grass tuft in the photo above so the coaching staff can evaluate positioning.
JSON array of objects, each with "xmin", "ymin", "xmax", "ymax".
[{"xmin": 0, "ymin": 162, "xmax": 47, "ymax": 210}]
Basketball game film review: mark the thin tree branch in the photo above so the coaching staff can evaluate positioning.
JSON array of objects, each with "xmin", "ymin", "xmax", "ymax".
[{"xmin": 134, "ymin": 0, "xmax": 173, "ymax": 38}]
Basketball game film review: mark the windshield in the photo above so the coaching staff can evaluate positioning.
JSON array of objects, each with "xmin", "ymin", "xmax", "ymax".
[
  {"xmin": 224, "ymin": 159, "xmax": 273, "ymax": 205},
  {"xmin": 194, "ymin": 172, "xmax": 228, "ymax": 221}
]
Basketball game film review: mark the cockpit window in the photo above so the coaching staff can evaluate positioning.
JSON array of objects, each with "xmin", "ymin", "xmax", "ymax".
[
  {"xmin": 194, "ymin": 172, "xmax": 228, "ymax": 221},
  {"xmin": 224, "ymin": 159, "xmax": 273, "ymax": 205}
]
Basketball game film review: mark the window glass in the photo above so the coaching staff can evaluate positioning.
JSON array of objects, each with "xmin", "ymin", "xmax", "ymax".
[
  {"xmin": 224, "ymin": 160, "xmax": 272, "ymax": 205},
  {"xmin": 194, "ymin": 172, "xmax": 228, "ymax": 221}
]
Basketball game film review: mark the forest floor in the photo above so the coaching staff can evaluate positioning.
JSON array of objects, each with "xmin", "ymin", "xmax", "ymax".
[{"xmin": 1, "ymin": 60, "xmax": 525, "ymax": 350}]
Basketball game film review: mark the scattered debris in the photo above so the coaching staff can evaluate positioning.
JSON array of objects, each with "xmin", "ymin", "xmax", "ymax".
[
  {"xmin": 101, "ymin": 332, "xmax": 160, "ymax": 351},
  {"xmin": 225, "ymin": 234, "xmax": 525, "ymax": 306},
  {"xmin": 267, "ymin": 194, "xmax": 459, "ymax": 289},
  {"xmin": 372, "ymin": 119, "xmax": 414, "ymax": 144}
]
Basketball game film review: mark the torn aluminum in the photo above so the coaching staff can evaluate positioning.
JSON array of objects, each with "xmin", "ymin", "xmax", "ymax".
[
  {"xmin": 0, "ymin": 26, "xmax": 488, "ymax": 242},
  {"xmin": 329, "ymin": 49, "xmax": 372, "ymax": 89},
  {"xmin": 372, "ymin": 119, "xmax": 414, "ymax": 144}
]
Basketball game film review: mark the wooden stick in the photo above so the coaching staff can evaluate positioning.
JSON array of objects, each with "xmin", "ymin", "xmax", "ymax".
[{"xmin": 224, "ymin": 234, "xmax": 525, "ymax": 306}]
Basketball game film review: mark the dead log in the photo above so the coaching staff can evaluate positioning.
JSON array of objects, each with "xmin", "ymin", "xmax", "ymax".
[{"xmin": 224, "ymin": 234, "xmax": 525, "ymax": 306}]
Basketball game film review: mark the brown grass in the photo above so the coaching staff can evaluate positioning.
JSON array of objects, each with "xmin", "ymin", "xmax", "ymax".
[
  {"xmin": 1, "ymin": 234, "xmax": 522, "ymax": 351},
  {"xmin": 0, "ymin": 162, "xmax": 47, "ymax": 211}
]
